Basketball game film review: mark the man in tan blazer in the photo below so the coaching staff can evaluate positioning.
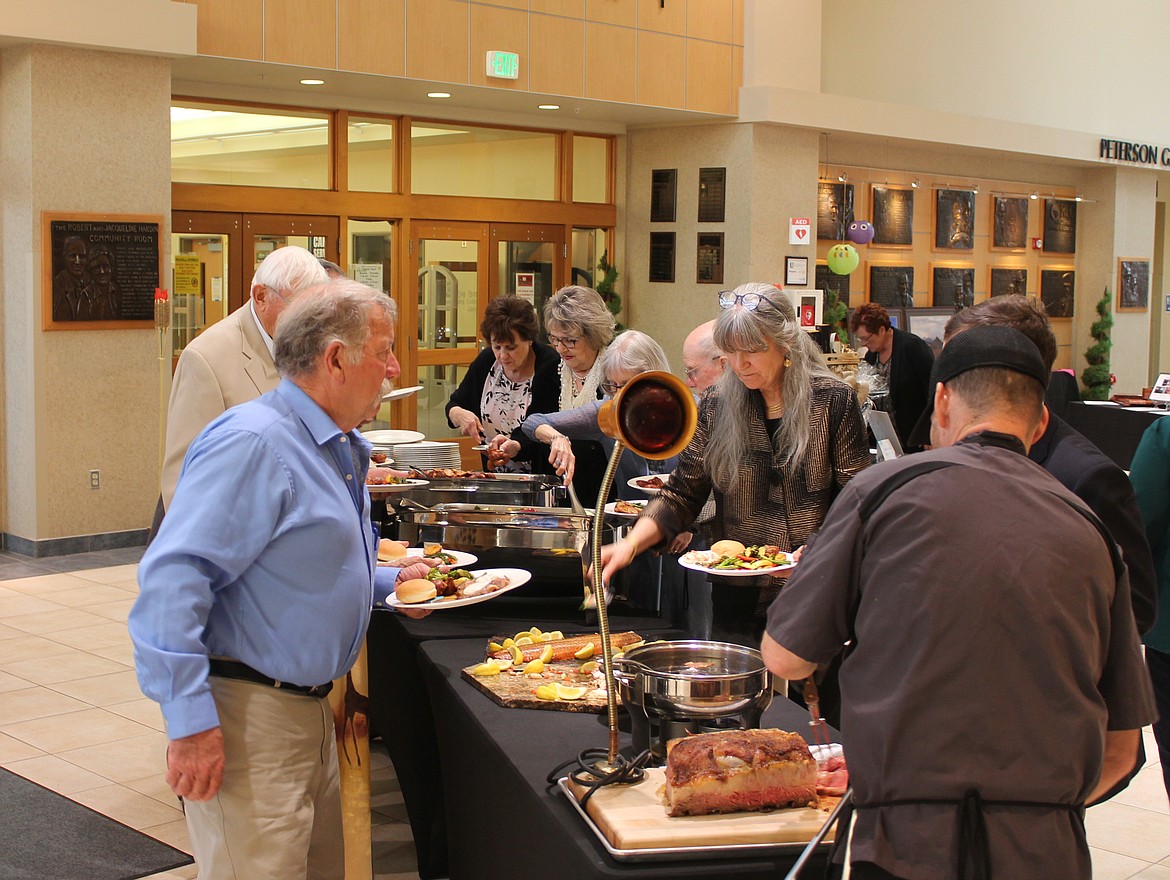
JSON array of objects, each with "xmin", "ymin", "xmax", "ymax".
[{"xmin": 160, "ymin": 246, "xmax": 328, "ymax": 509}]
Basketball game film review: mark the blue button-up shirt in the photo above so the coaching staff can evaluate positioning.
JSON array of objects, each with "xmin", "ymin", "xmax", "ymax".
[{"xmin": 130, "ymin": 379, "xmax": 398, "ymax": 739}]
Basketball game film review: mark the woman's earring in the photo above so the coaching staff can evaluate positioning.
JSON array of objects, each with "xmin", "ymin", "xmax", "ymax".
[{"xmin": 784, "ymin": 357, "xmax": 792, "ymax": 368}]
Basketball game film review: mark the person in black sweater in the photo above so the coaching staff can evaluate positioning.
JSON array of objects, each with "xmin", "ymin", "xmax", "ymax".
[
  {"xmin": 850, "ymin": 302, "xmax": 935, "ymax": 452},
  {"xmin": 445, "ymin": 295, "xmax": 560, "ymax": 473}
]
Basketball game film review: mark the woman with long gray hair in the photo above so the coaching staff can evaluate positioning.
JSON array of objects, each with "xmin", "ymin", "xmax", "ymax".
[{"xmin": 600, "ymin": 283, "xmax": 870, "ymax": 645}]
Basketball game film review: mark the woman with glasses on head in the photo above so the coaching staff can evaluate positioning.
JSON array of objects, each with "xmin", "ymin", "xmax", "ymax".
[
  {"xmin": 490, "ymin": 285, "xmax": 616, "ymax": 501},
  {"xmin": 445, "ymin": 295, "xmax": 560, "ymax": 472},
  {"xmin": 848, "ymin": 301, "xmax": 934, "ymax": 453},
  {"xmin": 600, "ymin": 283, "xmax": 870, "ymax": 647}
]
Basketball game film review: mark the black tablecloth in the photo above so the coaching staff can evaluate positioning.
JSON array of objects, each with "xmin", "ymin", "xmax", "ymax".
[
  {"xmin": 418, "ymin": 637, "xmax": 836, "ymax": 880},
  {"xmin": 1063, "ymin": 402, "xmax": 1168, "ymax": 469},
  {"xmin": 366, "ymin": 600, "xmax": 676, "ymax": 878}
]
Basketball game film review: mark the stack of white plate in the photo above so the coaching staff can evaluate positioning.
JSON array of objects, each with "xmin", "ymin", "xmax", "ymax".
[
  {"xmin": 392, "ymin": 441, "xmax": 462, "ymax": 470},
  {"xmin": 361, "ymin": 429, "xmax": 424, "ymax": 458}
]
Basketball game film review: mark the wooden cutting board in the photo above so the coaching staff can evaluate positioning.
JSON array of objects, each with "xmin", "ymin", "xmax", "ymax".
[
  {"xmin": 566, "ymin": 768, "xmax": 835, "ymax": 850},
  {"xmin": 461, "ymin": 663, "xmax": 608, "ymax": 712}
]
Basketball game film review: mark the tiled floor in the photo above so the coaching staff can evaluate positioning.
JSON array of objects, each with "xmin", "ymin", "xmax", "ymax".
[
  {"xmin": 0, "ymin": 548, "xmax": 1167, "ymax": 878},
  {"xmin": 0, "ymin": 548, "xmax": 420, "ymax": 880}
]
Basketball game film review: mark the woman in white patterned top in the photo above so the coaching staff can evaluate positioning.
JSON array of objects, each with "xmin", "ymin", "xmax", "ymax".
[{"xmin": 445, "ymin": 296, "xmax": 560, "ymax": 473}]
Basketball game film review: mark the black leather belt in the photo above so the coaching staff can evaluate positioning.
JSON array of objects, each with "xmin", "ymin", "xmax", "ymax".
[{"xmin": 208, "ymin": 659, "xmax": 333, "ymax": 699}]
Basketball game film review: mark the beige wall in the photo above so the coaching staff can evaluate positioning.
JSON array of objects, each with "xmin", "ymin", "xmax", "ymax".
[
  {"xmin": 1, "ymin": 44, "xmax": 172, "ymax": 545},
  {"xmin": 819, "ymin": 0, "xmax": 1170, "ymax": 146}
]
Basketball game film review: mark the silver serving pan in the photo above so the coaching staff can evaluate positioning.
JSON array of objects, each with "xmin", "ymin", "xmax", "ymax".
[
  {"xmin": 401, "ymin": 473, "xmax": 565, "ymax": 508},
  {"xmin": 612, "ymin": 640, "xmax": 774, "ymax": 719}
]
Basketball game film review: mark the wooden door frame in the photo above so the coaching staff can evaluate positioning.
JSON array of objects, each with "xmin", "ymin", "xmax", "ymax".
[{"xmin": 487, "ymin": 222, "xmax": 567, "ymax": 300}]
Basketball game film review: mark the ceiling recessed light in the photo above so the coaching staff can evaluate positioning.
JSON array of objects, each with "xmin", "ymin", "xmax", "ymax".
[
  {"xmin": 300, "ymin": 79, "xmax": 325, "ymax": 86},
  {"xmin": 538, "ymin": 104, "xmax": 560, "ymax": 111},
  {"xmin": 427, "ymin": 92, "xmax": 452, "ymax": 99}
]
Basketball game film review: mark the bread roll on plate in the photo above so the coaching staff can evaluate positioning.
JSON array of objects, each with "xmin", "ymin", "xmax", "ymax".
[
  {"xmin": 378, "ymin": 539, "xmax": 407, "ymax": 562},
  {"xmin": 395, "ymin": 578, "xmax": 437, "ymax": 604},
  {"xmin": 710, "ymin": 539, "xmax": 746, "ymax": 558}
]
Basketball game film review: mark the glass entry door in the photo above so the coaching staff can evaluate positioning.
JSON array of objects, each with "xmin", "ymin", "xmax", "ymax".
[
  {"xmin": 411, "ymin": 222, "xmax": 489, "ymax": 442},
  {"xmin": 489, "ymin": 223, "xmax": 564, "ymax": 320}
]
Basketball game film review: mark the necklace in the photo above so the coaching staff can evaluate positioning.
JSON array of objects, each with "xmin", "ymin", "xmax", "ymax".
[{"xmin": 766, "ymin": 404, "xmax": 783, "ymax": 416}]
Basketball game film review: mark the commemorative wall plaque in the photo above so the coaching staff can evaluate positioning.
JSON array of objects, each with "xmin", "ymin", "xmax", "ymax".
[
  {"xmin": 872, "ymin": 186, "xmax": 914, "ymax": 246},
  {"xmin": 818, "ymin": 182, "xmax": 854, "ymax": 241}
]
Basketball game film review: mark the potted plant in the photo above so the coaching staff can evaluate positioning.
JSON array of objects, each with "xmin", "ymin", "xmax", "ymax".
[{"xmin": 1081, "ymin": 287, "xmax": 1113, "ymax": 400}]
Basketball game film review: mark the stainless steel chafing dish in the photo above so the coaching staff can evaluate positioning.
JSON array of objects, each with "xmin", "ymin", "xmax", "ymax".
[
  {"xmin": 400, "ymin": 472, "xmax": 565, "ymax": 509},
  {"xmin": 394, "ymin": 502, "xmax": 613, "ymax": 598}
]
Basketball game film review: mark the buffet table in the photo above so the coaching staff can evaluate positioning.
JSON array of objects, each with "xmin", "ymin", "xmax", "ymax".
[
  {"xmin": 418, "ymin": 637, "xmax": 836, "ymax": 879},
  {"xmin": 366, "ymin": 601, "xmax": 677, "ymax": 879},
  {"xmin": 1062, "ymin": 401, "xmax": 1169, "ymax": 469}
]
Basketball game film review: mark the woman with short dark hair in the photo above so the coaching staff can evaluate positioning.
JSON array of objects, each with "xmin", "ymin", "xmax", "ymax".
[
  {"xmin": 445, "ymin": 296, "xmax": 559, "ymax": 472},
  {"xmin": 849, "ymin": 301, "xmax": 934, "ymax": 452}
]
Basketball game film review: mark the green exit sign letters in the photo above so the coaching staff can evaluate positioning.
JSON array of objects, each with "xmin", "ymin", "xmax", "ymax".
[{"xmin": 486, "ymin": 50, "xmax": 520, "ymax": 80}]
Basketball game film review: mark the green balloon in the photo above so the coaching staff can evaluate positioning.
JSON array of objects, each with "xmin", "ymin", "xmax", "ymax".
[{"xmin": 826, "ymin": 244, "xmax": 860, "ymax": 275}]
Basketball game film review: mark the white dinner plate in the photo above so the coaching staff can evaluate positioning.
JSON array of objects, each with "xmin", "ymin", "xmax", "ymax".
[
  {"xmin": 604, "ymin": 500, "xmax": 648, "ymax": 519},
  {"xmin": 677, "ymin": 549, "xmax": 796, "ymax": 577},
  {"xmin": 391, "ymin": 547, "xmax": 479, "ymax": 568},
  {"xmin": 382, "ymin": 385, "xmax": 424, "ymax": 401},
  {"xmin": 363, "ymin": 429, "xmax": 426, "ymax": 445},
  {"xmin": 626, "ymin": 474, "xmax": 671, "ymax": 495},
  {"xmin": 366, "ymin": 478, "xmax": 429, "ymax": 495},
  {"xmin": 386, "ymin": 567, "xmax": 532, "ymax": 610}
]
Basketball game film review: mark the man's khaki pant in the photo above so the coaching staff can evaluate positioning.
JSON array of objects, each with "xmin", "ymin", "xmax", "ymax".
[{"xmin": 182, "ymin": 676, "xmax": 344, "ymax": 880}]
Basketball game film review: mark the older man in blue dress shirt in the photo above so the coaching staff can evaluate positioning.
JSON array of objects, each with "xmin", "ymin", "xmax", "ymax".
[{"xmin": 130, "ymin": 278, "xmax": 426, "ymax": 880}]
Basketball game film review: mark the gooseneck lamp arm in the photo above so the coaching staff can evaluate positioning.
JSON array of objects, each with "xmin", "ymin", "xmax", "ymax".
[{"xmin": 588, "ymin": 371, "xmax": 698, "ymax": 771}]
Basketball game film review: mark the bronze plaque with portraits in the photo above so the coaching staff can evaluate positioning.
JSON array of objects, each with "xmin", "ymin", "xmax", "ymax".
[
  {"xmin": 869, "ymin": 265, "xmax": 915, "ymax": 309},
  {"xmin": 871, "ymin": 186, "xmax": 914, "ymax": 246},
  {"xmin": 818, "ymin": 181, "xmax": 855, "ymax": 241},
  {"xmin": 991, "ymin": 196, "xmax": 1029, "ymax": 250},
  {"xmin": 43, "ymin": 212, "xmax": 163, "ymax": 330},
  {"xmin": 1042, "ymin": 199, "xmax": 1077, "ymax": 254},
  {"xmin": 934, "ymin": 189, "xmax": 975, "ymax": 250},
  {"xmin": 698, "ymin": 168, "xmax": 726, "ymax": 223},
  {"xmin": 1040, "ymin": 268, "xmax": 1075, "ymax": 318},
  {"xmin": 815, "ymin": 262, "xmax": 850, "ymax": 304},
  {"xmin": 990, "ymin": 267, "xmax": 1028, "ymax": 298},
  {"xmin": 931, "ymin": 265, "xmax": 975, "ymax": 309},
  {"xmin": 1118, "ymin": 258, "xmax": 1150, "ymax": 311}
]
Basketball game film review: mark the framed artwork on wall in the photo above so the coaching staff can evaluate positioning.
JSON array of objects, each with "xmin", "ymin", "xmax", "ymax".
[
  {"xmin": 1118, "ymin": 258, "xmax": 1151, "ymax": 311},
  {"xmin": 698, "ymin": 168, "xmax": 726, "ymax": 223},
  {"xmin": 785, "ymin": 256, "xmax": 809, "ymax": 286},
  {"xmin": 991, "ymin": 196, "xmax": 1029, "ymax": 250},
  {"xmin": 903, "ymin": 308, "xmax": 952, "ymax": 355},
  {"xmin": 649, "ymin": 232, "xmax": 676, "ymax": 283},
  {"xmin": 43, "ymin": 211, "xmax": 163, "ymax": 331},
  {"xmin": 696, "ymin": 233, "xmax": 724, "ymax": 284},
  {"xmin": 869, "ymin": 264, "xmax": 915, "ymax": 309},
  {"xmin": 1042, "ymin": 199, "xmax": 1077, "ymax": 254},
  {"xmin": 934, "ymin": 189, "xmax": 975, "ymax": 250},
  {"xmin": 931, "ymin": 263, "xmax": 975, "ymax": 309},
  {"xmin": 650, "ymin": 169, "xmax": 677, "ymax": 223},
  {"xmin": 871, "ymin": 185, "xmax": 914, "ymax": 246},
  {"xmin": 817, "ymin": 181, "xmax": 855, "ymax": 241},
  {"xmin": 989, "ymin": 267, "xmax": 1029, "ymax": 298},
  {"xmin": 1039, "ymin": 268, "xmax": 1075, "ymax": 318},
  {"xmin": 815, "ymin": 262, "xmax": 850, "ymax": 304}
]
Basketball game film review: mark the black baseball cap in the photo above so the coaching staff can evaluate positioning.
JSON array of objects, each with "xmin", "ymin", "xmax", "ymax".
[{"xmin": 906, "ymin": 325, "xmax": 1049, "ymax": 447}]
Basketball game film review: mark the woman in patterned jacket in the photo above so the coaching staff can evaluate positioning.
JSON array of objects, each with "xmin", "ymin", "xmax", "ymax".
[{"xmin": 600, "ymin": 282, "xmax": 870, "ymax": 645}]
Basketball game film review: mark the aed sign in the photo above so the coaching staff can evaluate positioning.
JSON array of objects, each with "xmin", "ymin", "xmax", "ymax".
[{"xmin": 486, "ymin": 50, "xmax": 520, "ymax": 80}]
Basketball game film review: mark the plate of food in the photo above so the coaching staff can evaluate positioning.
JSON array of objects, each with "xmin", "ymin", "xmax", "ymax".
[
  {"xmin": 604, "ymin": 499, "xmax": 648, "ymax": 518},
  {"xmin": 387, "ymin": 567, "xmax": 532, "ymax": 610},
  {"xmin": 366, "ymin": 475, "xmax": 428, "ymax": 494},
  {"xmin": 627, "ymin": 474, "xmax": 670, "ymax": 494},
  {"xmin": 678, "ymin": 540, "xmax": 795, "ymax": 576},
  {"xmin": 383, "ymin": 542, "xmax": 478, "ymax": 568}
]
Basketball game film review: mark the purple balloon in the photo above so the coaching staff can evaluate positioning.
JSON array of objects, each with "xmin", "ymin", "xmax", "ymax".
[{"xmin": 847, "ymin": 220, "xmax": 875, "ymax": 245}]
